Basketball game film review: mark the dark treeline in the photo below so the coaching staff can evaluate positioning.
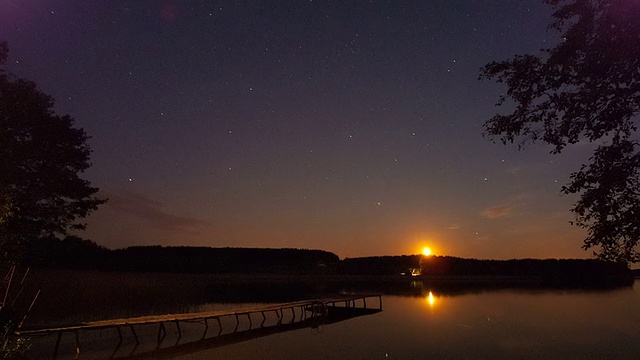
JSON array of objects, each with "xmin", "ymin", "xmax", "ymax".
[
  {"xmin": 337, "ymin": 255, "xmax": 421, "ymax": 275},
  {"xmin": 23, "ymin": 237, "xmax": 633, "ymax": 285},
  {"xmin": 25, "ymin": 236, "xmax": 339, "ymax": 274},
  {"xmin": 337, "ymin": 255, "xmax": 632, "ymax": 285},
  {"xmin": 420, "ymin": 255, "xmax": 629, "ymax": 278}
]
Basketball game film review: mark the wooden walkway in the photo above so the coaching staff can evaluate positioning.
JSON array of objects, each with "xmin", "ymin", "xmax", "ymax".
[{"xmin": 16, "ymin": 295, "xmax": 381, "ymax": 357}]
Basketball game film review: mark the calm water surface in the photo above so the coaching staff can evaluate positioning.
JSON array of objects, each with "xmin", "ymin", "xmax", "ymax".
[{"xmin": 31, "ymin": 280, "xmax": 640, "ymax": 359}]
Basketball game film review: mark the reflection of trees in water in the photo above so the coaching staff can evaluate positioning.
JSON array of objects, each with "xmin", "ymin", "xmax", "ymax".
[
  {"xmin": 324, "ymin": 277, "xmax": 634, "ymax": 299},
  {"xmin": 23, "ymin": 268, "xmax": 632, "ymax": 329}
]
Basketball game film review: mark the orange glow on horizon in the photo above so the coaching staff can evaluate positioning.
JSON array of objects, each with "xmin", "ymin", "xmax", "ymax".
[{"xmin": 422, "ymin": 247, "xmax": 433, "ymax": 256}]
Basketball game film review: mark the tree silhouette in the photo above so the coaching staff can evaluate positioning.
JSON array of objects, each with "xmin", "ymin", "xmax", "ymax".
[
  {"xmin": 0, "ymin": 42, "xmax": 106, "ymax": 265},
  {"xmin": 480, "ymin": 0, "xmax": 640, "ymax": 264}
]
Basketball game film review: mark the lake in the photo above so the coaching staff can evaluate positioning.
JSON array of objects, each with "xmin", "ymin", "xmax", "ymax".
[{"xmin": 25, "ymin": 278, "xmax": 640, "ymax": 359}]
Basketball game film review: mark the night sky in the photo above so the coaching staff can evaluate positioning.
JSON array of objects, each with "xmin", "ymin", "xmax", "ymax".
[{"xmin": 1, "ymin": 0, "xmax": 595, "ymax": 259}]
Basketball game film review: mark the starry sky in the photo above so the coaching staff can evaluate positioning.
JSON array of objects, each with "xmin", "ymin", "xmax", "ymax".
[{"xmin": 0, "ymin": 0, "xmax": 597, "ymax": 259}]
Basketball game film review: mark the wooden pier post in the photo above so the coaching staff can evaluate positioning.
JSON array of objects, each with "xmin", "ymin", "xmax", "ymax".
[
  {"xmin": 216, "ymin": 317, "xmax": 223, "ymax": 336},
  {"xmin": 130, "ymin": 324, "xmax": 139, "ymax": 345},
  {"xmin": 74, "ymin": 330, "xmax": 80, "ymax": 354},
  {"xmin": 157, "ymin": 322, "xmax": 166, "ymax": 347},
  {"xmin": 52, "ymin": 331, "xmax": 62, "ymax": 359},
  {"xmin": 202, "ymin": 318, "xmax": 209, "ymax": 339},
  {"xmin": 116, "ymin": 326, "xmax": 123, "ymax": 347},
  {"xmin": 175, "ymin": 320, "xmax": 182, "ymax": 341}
]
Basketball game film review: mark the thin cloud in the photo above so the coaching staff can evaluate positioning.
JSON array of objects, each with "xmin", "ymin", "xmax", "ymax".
[
  {"xmin": 103, "ymin": 191, "xmax": 211, "ymax": 235},
  {"xmin": 481, "ymin": 205, "xmax": 516, "ymax": 219},
  {"xmin": 481, "ymin": 193, "xmax": 530, "ymax": 220}
]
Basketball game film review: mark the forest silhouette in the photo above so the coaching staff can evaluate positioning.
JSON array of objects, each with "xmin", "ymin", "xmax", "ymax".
[{"xmin": 23, "ymin": 237, "xmax": 632, "ymax": 286}]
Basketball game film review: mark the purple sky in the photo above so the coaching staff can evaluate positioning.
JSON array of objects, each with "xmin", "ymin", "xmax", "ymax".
[{"xmin": 0, "ymin": 0, "xmax": 596, "ymax": 259}]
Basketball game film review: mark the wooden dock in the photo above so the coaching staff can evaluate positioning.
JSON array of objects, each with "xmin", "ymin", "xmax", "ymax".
[{"xmin": 16, "ymin": 294, "xmax": 381, "ymax": 358}]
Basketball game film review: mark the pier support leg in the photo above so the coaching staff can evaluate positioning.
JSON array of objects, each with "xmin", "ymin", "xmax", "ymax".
[
  {"xmin": 116, "ymin": 326, "xmax": 123, "ymax": 347},
  {"xmin": 202, "ymin": 318, "xmax": 209, "ymax": 339},
  {"xmin": 130, "ymin": 325, "xmax": 139, "ymax": 346},
  {"xmin": 216, "ymin": 317, "xmax": 222, "ymax": 336},
  {"xmin": 234, "ymin": 314, "xmax": 240, "ymax": 333},
  {"xmin": 74, "ymin": 330, "xmax": 80, "ymax": 355},
  {"xmin": 157, "ymin": 322, "xmax": 166, "ymax": 348},
  {"xmin": 108, "ymin": 326, "xmax": 124, "ymax": 359},
  {"xmin": 52, "ymin": 331, "xmax": 63, "ymax": 359},
  {"xmin": 175, "ymin": 321, "xmax": 182, "ymax": 344}
]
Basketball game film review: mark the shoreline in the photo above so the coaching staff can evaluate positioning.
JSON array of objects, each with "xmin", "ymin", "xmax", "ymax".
[{"xmin": 11, "ymin": 269, "xmax": 636, "ymax": 329}]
